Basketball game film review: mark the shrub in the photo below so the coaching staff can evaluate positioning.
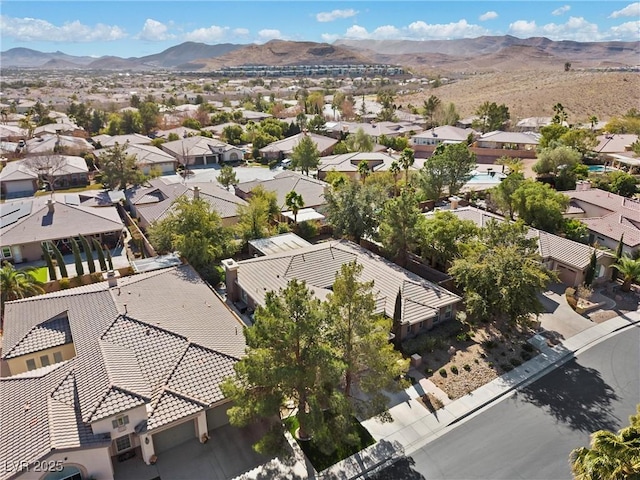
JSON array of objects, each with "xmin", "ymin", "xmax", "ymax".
[
  {"xmin": 482, "ymin": 340, "xmax": 497, "ymax": 350},
  {"xmin": 522, "ymin": 343, "xmax": 534, "ymax": 352},
  {"xmin": 296, "ymin": 220, "xmax": 319, "ymax": 240},
  {"xmin": 565, "ymin": 287, "xmax": 578, "ymax": 309},
  {"xmin": 463, "ymin": 364, "xmax": 471, "ymax": 371},
  {"xmin": 456, "ymin": 332, "xmax": 469, "ymax": 342},
  {"xmin": 509, "ymin": 358, "xmax": 522, "ymax": 367},
  {"xmin": 473, "ymin": 358, "xmax": 480, "ymax": 364},
  {"xmin": 500, "ymin": 351, "xmax": 506, "ymax": 357},
  {"xmin": 59, "ymin": 277, "xmax": 70, "ymax": 290},
  {"xmin": 425, "ymin": 368, "xmax": 433, "ymax": 375},
  {"xmin": 501, "ymin": 363, "xmax": 514, "ymax": 372},
  {"xmin": 439, "ymin": 368, "xmax": 447, "ymax": 377},
  {"xmin": 91, "ymin": 272, "xmax": 103, "ymax": 283},
  {"xmin": 520, "ymin": 351, "xmax": 532, "ymax": 361},
  {"xmin": 450, "ymin": 365, "xmax": 459, "ymax": 375}
]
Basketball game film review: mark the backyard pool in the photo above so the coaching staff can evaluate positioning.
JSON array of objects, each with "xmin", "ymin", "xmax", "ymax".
[
  {"xmin": 466, "ymin": 170, "xmax": 507, "ymax": 184},
  {"xmin": 588, "ymin": 165, "xmax": 618, "ymax": 173}
]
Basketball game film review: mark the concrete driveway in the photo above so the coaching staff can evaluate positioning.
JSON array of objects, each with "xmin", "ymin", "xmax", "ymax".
[{"xmin": 537, "ymin": 283, "xmax": 594, "ymax": 340}]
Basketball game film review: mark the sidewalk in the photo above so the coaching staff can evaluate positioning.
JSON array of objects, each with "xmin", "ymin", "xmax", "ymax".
[{"xmin": 237, "ymin": 311, "xmax": 640, "ymax": 480}]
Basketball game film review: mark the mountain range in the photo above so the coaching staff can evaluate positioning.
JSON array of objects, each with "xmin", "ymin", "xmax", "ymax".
[{"xmin": 1, "ymin": 36, "xmax": 638, "ymax": 72}]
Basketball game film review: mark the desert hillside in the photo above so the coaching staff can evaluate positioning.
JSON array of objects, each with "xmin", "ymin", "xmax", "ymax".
[{"xmin": 401, "ymin": 70, "xmax": 640, "ymax": 123}]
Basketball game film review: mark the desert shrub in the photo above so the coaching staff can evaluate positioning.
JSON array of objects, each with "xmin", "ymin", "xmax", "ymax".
[
  {"xmin": 576, "ymin": 285, "xmax": 593, "ymax": 300},
  {"xmin": 463, "ymin": 364, "xmax": 471, "ymax": 371},
  {"xmin": 91, "ymin": 272, "xmax": 103, "ymax": 283},
  {"xmin": 482, "ymin": 340, "xmax": 497, "ymax": 350},
  {"xmin": 501, "ymin": 363, "xmax": 514, "ymax": 372},
  {"xmin": 510, "ymin": 358, "xmax": 522, "ymax": 367},
  {"xmin": 522, "ymin": 343, "xmax": 534, "ymax": 352},
  {"xmin": 450, "ymin": 365, "xmax": 459, "ymax": 375},
  {"xmin": 488, "ymin": 362, "xmax": 494, "ymax": 368},
  {"xmin": 425, "ymin": 368, "xmax": 433, "ymax": 375},
  {"xmin": 456, "ymin": 332, "xmax": 470, "ymax": 342},
  {"xmin": 423, "ymin": 393, "xmax": 444, "ymax": 411},
  {"xmin": 520, "ymin": 351, "xmax": 532, "ymax": 361},
  {"xmin": 59, "ymin": 277, "xmax": 70, "ymax": 290},
  {"xmin": 439, "ymin": 368, "xmax": 447, "ymax": 377},
  {"xmin": 565, "ymin": 287, "xmax": 578, "ymax": 309},
  {"xmin": 473, "ymin": 358, "xmax": 480, "ymax": 364}
]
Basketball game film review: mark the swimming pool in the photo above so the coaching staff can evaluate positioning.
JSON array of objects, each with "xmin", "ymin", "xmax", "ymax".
[
  {"xmin": 588, "ymin": 165, "xmax": 618, "ymax": 173},
  {"xmin": 466, "ymin": 171, "xmax": 507, "ymax": 184}
]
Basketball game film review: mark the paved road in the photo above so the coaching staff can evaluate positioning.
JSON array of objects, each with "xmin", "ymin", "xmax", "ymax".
[{"xmin": 374, "ymin": 326, "xmax": 640, "ymax": 480}]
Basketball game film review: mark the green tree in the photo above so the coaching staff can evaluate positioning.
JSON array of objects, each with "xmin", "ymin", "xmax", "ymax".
[
  {"xmin": 79, "ymin": 235, "xmax": 95, "ymax": 274},
  {"xmin": 418, "ymin": 153, "xmax": 448, "ymax": 200},
  {"xmin": 1, "ymin": 262, "xmax": 45, "ymax": 320},
  {"xmin": 345, "ymin": 128, "xmax": 374, "ymax": 153},
  {"xmin": 138, "ymin": 101, "xmax": 160, "ymax": 135},
  {"xmin": 422, "ymin": 95, "xmax": 441, "ymax": 128},
  {"xmin": 222, "ymin": 279, "xmax": 337, "ymax": 452},
  {"xmin": 99, "ymin": 143, "xmax": 146, "ymax": 190},
  {"xmin": 559, "ymin": 129, "xmax": 597, "ymax": 155},
  {"xmin": 539, "ymin": 123, "xmax": 570, "ymax": 149},
  {"xmin": 325, "ymin": 182, "xmax": 383, "ymax": 242},
  {"xmin": 222, "ymin": 124, "xmax": 244, "ymax": 145},
  {"xmin": 325, "ymin": 261, "xmax": 408, "ymax": 418},
  {"xmin": 399, "ymin": 148, "xmax": 415, "ymax": 185},
  {"xmin": 612, "ymin": 256, "xmax": 640, "ymax": 292},
  {"xmin": 93, "ymin": 238, "xmax": 107, "ymax": 272},
  {"xmin": 41, "ymin": 244, "xmax": 57, "ymax": 281},
  {"xmin": 570, "ymin": 404, "xmax": 640, "ymax": 480},
  {"xmin": 449, "ymin": 221, "xmax": 555, "ymax": 324},
  {"xmin": 511, "ymin": 180, "xmax": 569, "ymax": 233},
  {"xmin": 378, "ymin": 188, "xmax": 423, "ymax": 267},
  {"xmin": 389, "ymin": 160, "xmax": 401, "ymax": 196},
  {"xmin": 121, "ymin": 110, "xmax": 142, "ymax": 134},
  {"xmin": 235, "ymin": 193, "xmax": 272, "ymax": 244},
  {"xmin": 182, "ymin": 118, "xmax": 202, "ymax": 130},
  {"xmin": 70, "ymin": 238, "xmax": 84, "ymax": 277},
  {"xmin": 562, "ymin": 219, "xmax": 589, "ymax": 243},
  {"xmin": 489, "ymin": 172, "xmax": 525, "ymax": 220},
  {"xmin": 418, "ymin": 211, "xmax": 479, "ymax": 270},
  {"xmin": 473, "ymin": 101, "xmax": 510, "ymax": 133},
  {"xmin": 608, "ymin": 171, "xmax": 638, "ymax": 197},
  {"xmin": 148, "ymin": 197, "xmax": 236, "ymax": 282},
  {"xmin": 420, "ymin": 143, "xmax": 476, "ymax": 197},
  {"xmin": 217, "ymin": 164, "xmax": 238, "ymax": 190},
  {"xmin": 533, "ymin": 146, "xmax": 582, "ymax": 176},
  {"xmin": 357, "ymin": 160, "xmax": 370, "ymax": 185},
  {"xmin": 290, "ymin": 134, "xmax": 320, "ymax": 176},
  {"xmin": 50, "ymin": 243, "xmax": 68, "ymax": 279},
  {"xmin": 285, "ymin": 190, "xmax": 305, "ymax": 224},
  {"xmin": 552, "ymin": 103, "xmax": 568, "ymax": 125},
  {"xmin": 584, "ymin": 250, "xmax": 598, "ymax": 287},
  {"xmin": 307, "ymin": 115, "xmax": 326, "ymax": 134}
]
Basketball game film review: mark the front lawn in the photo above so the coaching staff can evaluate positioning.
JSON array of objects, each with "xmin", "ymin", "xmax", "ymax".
[{"xmin": 284, "ymin": 414, "xmax": 375, "ymax": 472}]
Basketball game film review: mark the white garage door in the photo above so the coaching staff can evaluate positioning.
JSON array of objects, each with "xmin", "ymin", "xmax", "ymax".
[
  {"xmin": 152, "ymin": 419, "xmax": 195, "ymax": 454},
  {"xmin": 206, "ymin": 403, "xmax": 231, "ymax": 431},
  {"xmin": 5, "ymin": 179, "xmax": 35, "ymax": 195}
]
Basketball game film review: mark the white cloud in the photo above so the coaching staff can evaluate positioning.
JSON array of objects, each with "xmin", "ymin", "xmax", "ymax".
[
  {"xmin": 233, "ymin": 28, "xmax": 250, "ymax": 36},
  {"xmin": 506, "ymin": 16, "xmax": 640, "ymax": 42},
  {"xmin": 479, "ymin": 11, "xmax": 498, "ymax": 21},
  {"xmin": 316, "ymin": 9, "xmax": 358, "ymax": 23},
  {"xmin": 609, "ymin": 2, "xmax": 640, "ymax": 18},
  {"xmin": 0, "ymin": 15, "xmax": 126, "ymax": 42},
  {"xmin": 407, "ymin": 19, "xmax": 489, "ymax": 39},
  {"xmin": 137, "ymin": 19, "xmax": 174, "ymax": 41},
  {"xmin": 184, "ymin": 25, "xmax": 229, "ymax": 43},
  {"xmin": 552, "ymin": 5, "xmax": 571, "ymax": 16},
  {"xmin": 321, "ymin": 33, "xmax": 340, "ymax": 42},
  {"xmin": 258, "ymin": 29, "xmax": 283, "ymax": 41},
  {"xmin": 609, "ymin": 20, "xmax": 640, "ymax": 39}
]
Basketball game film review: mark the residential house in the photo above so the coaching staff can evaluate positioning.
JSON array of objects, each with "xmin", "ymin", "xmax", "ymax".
[
  {"xmin": 234, "ymin": 171, "xmax": 328, "ymax": 216},
  {"xmin": 324, "ymin": 121, "xmax": 421, "ymax": 143},
  {"xmin": 0, "ymin": 155, "xmax": 89, "ymax": 198},
  {"xmin": 91, "ymin": 134, "xmax": 153, "ymax": 149},
  {"xmin": 475, "ymin": 130, "xmax": 540, "ymax": 151},
  {"xmin": 0, "ymin": 196, "xmax": 124, "ymax": 264},
  {"xmin": 25, "ymin": 135, "xmax": 94, "ymax": 155},
  {"xmin": 0, "ymin": 264, "xmax": 247, "ymax": 479},
  {"xmin": 33, "ymin": 121, "xmax": 82, "ymax": 137},
  {"xmin": 317, "ymin": 151, "xmax": 423, "ymax": 182},
  {"xmin": 411, "ymin": 125, "xmax": 477, "ymax": 157},
  {"xmin": 259, "ymin": 132, "xmax": 337, "ymax": 161},
  {"xmin": 127, "ymin": 178, "xmax": 247, "ymax": 229},
  {"xmin": 223, "ymin": 239, "xmax": 461, "ymax": 340},
  {"xmin": 563, "ymin": 184, "xmax": 640, "ymax": 256},
  {"xmin": 161, "ymin": 136, "xmax": 244, "ymax": 166},
  {"xmin": 153, "ymin": 126, "xmax": 201, "ymax": 140},
  {"xmin": 95, "ymin": 144, "xmax": 177, "ymax": 175},
  {"xmin": 591, "ymin": 134, "xmax": 640, "ymax": 173},
  {"xmin": 515, "ymin": 117, "xmax": 554, "ymax": 132},
  {"xmin": 442, "ymin": 205, "xmax": 615, "ymax": 286}
]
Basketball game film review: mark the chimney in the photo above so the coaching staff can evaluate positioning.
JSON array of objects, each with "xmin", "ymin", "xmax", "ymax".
[
  {"xmin": 449, "ymin": 196, "xmax": 460, "ymax": 210},
  {"xmin": 47, "ymin": 199, "xmax": 55, "ymax": 213},
  {"xmin": 222, "ymin": 258, "xmax": 239, "ymax": 302},
  {"xmin": 193, "ymin": 186, "xmax": 200, "ymax": 200},
  {"xmin": 103, "ymin": 269, "xmax": 121, "ymax": 288}
]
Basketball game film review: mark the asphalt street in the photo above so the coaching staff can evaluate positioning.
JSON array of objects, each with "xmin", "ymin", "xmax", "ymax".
[{"xmin": 373, "ymin": 325, "xmax": 640, "ymax": 480}]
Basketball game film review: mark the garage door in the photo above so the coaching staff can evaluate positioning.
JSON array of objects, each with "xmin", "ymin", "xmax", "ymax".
[
  {"xmin": 206, "ymin": 403, "xmax": 231, "ymax": 431},
  {"xmin": 152, "ymin": 419, "xmax": 195, "ymax": 454},
  {"xmin": 5, "ymin": 179, "xmax": 35, "ymax": 196},
  {"xmin": 557, "ymin": 265, "xmax": 578, "ymax": 286}
]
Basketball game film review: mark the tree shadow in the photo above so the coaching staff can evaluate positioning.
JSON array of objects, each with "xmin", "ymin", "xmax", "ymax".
[
  {"xmin": 515, "ymin": 355, "xmax": 620, "ymax": 433},
  {"xmin": 369, "ymin": 456, "xmax": 426, "ymax": 480}
]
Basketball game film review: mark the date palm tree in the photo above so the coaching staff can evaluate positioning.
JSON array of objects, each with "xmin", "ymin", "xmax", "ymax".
[
  {"xmin": 1, "ymin": 261, "xmax": 45, "ymax": 323},
  {"xmin": 285, "ymin": 190, "xmax": 305, "ymax": 224},
  {"xmin": 612, "ymin": 256, "xmax": 640, "ymax": 292},
  {"xmin": 357, "ymin": 160, "xmax": 370, "ymax": 185},
  {"xmin": 570, "ymin": 404, "xmax": 640, "ymax": 479}
]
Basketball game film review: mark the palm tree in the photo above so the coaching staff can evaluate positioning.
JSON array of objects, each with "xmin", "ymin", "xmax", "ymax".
[
  {"xmin": 612, "ymin": 256, "xmax": 640, "ymax": 292},
  {"xmin": 570, "ymin": 404, "xmax": 640, "ymax": 479},
  {"xmin": 399, "ymin": 148, "xmax": 415, "ymax": 186},
  {"xmin": 1, "ymin": 262, "xmax": 45, "ymax": 322},
  {"xmin": 422, "ymin": 95, "xmax": 441, "ymax": 128},
  {"xmin": 357, "ymin": 160, "xmax": 370, "ymax": 185},
  {"xmin": 389, "ymin": 160, "xmax": 401, "ymax": 196},
  {"xmin": 285, "ymin": 190, "xmax": 305, "ymax": 224}
]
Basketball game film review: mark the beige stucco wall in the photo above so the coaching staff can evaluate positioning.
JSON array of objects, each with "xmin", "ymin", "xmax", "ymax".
[
  {"xmin": 91, "ymin": 404, "xmax": 148, "ymax": 438},
  {"xmin": 7, "ymin": 343, "xmax": 76, "ymax": 376},
  {"xmin": 12, "ymin": 446, "xmax": 113, "ymax": 480}
]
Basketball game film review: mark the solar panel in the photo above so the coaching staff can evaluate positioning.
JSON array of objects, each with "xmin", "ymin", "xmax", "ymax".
[{"xmin": 0, "ymin": 201, "xmax": 32, "ymax": 229}]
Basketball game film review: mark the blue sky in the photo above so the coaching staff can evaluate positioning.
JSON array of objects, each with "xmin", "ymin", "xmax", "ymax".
[{"xmin": 1, "ymin": 1, "xmax": 638, "ymax": 57}]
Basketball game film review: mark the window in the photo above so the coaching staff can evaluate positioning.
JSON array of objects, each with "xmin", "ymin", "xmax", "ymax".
[
  {"xmin": 115, "ymin": 434, "xmax": 132, "ymax": 452},
  {"xmin": 40, "ymin": 355, "xmax": 50, "ymax": 367},
  {"xmin": 444, "ymin": 305, "xmax": 453, "ymax": 320},
  {"xmin": 112, "ymin": 415, "xmax": 130, "ymax": 429},
  {"xmin": 42, "ymin": 241, "xmax": 54, "ymax": 253},
  {"xmin": 1, "ymin": 247, "xmax": 11, "ymax": 259},
  {"xmin": 53, "ymin": 351, "xmax": 63, "ymax": 363},
  {"xmin": 26, "ymin": 359, "xmax": 37, "ymax": 371}
]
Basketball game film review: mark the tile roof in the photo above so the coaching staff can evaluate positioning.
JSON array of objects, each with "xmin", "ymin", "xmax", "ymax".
[
  {"xmin": 0, "ymin": 265, "xmax": 246, "ymax": 477},
  {"xmin": 235, "ymin": 240, "xmax": 460, "ymax": 326},
  {"xmin": 259, "ymin": 132, "xmax": 337, "ymax": 156},
  {"xmin": 95, "ymin": 143, "xmax": 176, "ymax": 167},
  {"xmin": 3, "ymin": 313, "xmax": 72, "ymax": 359},
  {"xmin": 235, "ymin": 171, "xmax": 328, "ymax": 210}
]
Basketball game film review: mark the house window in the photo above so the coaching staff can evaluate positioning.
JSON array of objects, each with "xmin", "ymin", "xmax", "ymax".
[
  {"xmin": 115, "ymin": 434, "xmax": 132, "ymax": 452},
  {"xmin": 26, "ymin": 359, "xmax": 37, "ymax": 371},
  {"xmin": 112, "ymin": 415, "xmax": 130, "ymax": 430},
  {"xmin": 240, "ymin": 289, "xmax": 248, "ymax": 303},
  {"xmin": 40, "ymin": 355, "xmax": 50, "ymax": 367},
  {"xmin": 42, "ymin": 241, "xmax": 54, "ymax": 253},
  {"xmin": 1, "ymin": 247, "xmax": 12, "ymax": 259},
  {"xmin": 53, "ymin": 351, "xmax": 63, "ymax": 363},
  {"xmin": 444, "ymin": 305, "xmax": 453, "ymax": 320}
]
